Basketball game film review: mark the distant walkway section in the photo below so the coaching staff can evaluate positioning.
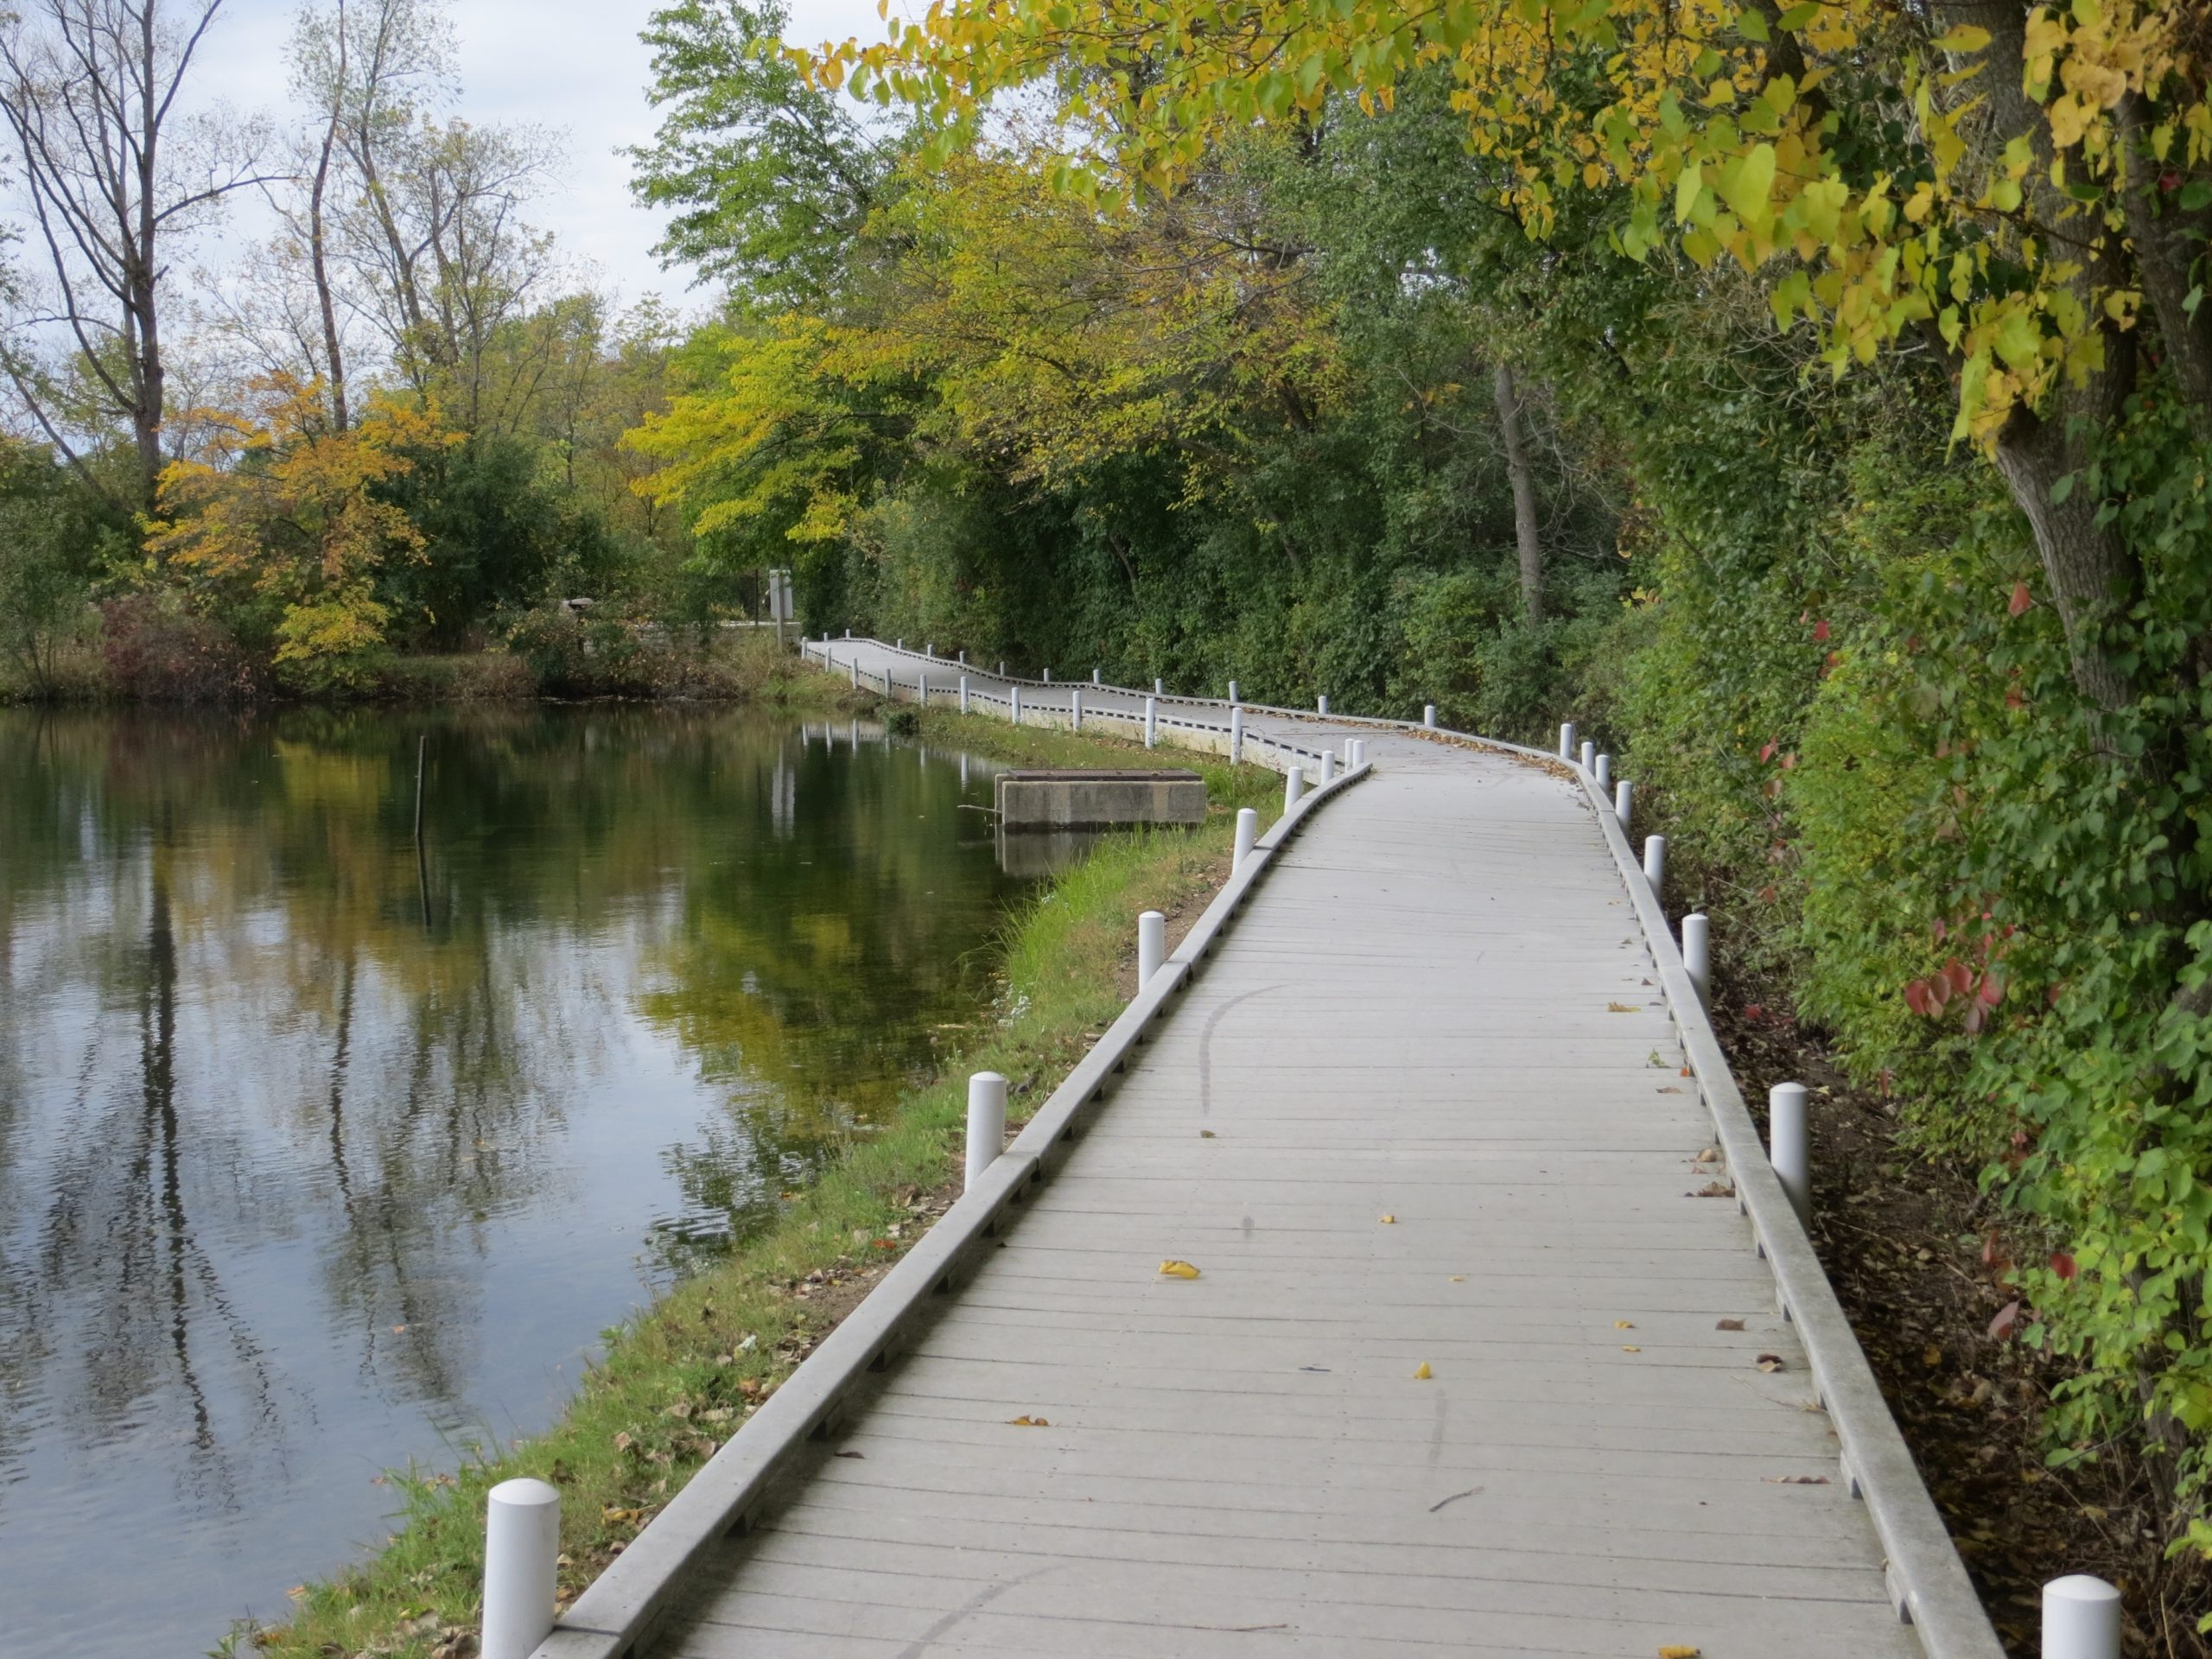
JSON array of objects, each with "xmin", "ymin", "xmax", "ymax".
[{"xmin": 536, "ymin": 642, "xmax": 2000, "ymax": 1659}]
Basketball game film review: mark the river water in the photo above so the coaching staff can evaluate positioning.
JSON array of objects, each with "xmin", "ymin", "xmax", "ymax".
[{"xmin": 0, "ymin": 704, "xmax": 1033, "ymax": 1655}]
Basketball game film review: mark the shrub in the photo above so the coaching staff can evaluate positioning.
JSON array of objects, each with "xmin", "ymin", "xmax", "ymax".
[{"xmin": 99, "ymin": 594, "xmax": 257, "ymax": 702}]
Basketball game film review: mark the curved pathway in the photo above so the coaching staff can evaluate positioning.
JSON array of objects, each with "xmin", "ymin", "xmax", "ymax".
[{"xmin": 545, "ymin": 643, "xmax": 1995, "ymax": 1659}]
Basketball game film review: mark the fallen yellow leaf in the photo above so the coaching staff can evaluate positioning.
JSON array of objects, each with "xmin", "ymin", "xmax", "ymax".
[
  {"xmin": 1659, "ymin": 1647, "xmax": 1703, "ymax": 1658},
  {"xmin": 1379, "ymin": 1214, "xmax": 1396, "ymax": 1224},
  {"xmin": 1412, "ymin": 1362, "xmax": 1433, "ymax": 1380},
  {"xmin": 1615, "ymin": 1320, "xmax": 1635, "ymax": 1329},
  {"xmin": 1607, "ymin": 1001, "xmax": 1638, "ymax": 1012},
  {"xmin": 1449, "ymin": 1274, "xmax": 1465, "ymax": 1282},
  {"xmin": 1007, "ymin": 1414, "xmax": 1051, "ymax": 1427},
  {"xmin": 1158, "ymin": 1260, "xmax": 1200, "ymax": 1278},
  {"xmin": 1622, "ymin": 1344, "xmax": 1642, "ymax": 1352}
]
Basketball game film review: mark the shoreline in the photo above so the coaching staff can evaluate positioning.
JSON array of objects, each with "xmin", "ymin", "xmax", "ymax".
[{"xmin": 236, "ymin": 684, "xmax": 1281, "ymax": 1659}]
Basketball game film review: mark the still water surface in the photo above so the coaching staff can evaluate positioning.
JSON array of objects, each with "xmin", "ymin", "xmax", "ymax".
[{"xmin": 0, "ymin": 705, "xmax": 1033, "ymax": 1655}]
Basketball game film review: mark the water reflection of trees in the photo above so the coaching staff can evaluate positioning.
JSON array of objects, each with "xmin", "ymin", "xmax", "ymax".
[{"xmin": 0, "ymin": 704, "xmax": 1018, "ymax": 1533}]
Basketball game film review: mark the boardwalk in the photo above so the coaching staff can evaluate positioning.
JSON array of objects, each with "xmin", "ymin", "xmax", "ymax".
[{"xmin": 541, "ymin": 646, "xmax": 1996, "ymax": 1659}]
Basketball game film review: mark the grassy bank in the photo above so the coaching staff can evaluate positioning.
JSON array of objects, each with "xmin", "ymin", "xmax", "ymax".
[{"xmin": 236, "ymin": 695, "xmax": 1281, "ymax": 1659}]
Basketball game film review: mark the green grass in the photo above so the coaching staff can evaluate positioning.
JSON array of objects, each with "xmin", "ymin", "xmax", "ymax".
[{"xmin": 238, "ymin": 681, "xmax": 1281, "ymax": 1659}]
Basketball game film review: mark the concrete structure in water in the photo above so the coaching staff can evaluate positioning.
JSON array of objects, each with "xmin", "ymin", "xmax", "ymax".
[{"xmin": 993, "ymin": 767, "xmax": 1206, "ymax": 831}]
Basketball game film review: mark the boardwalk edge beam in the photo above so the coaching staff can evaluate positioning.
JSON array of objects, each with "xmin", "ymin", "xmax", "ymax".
[{"xmin": 524, "ymin": 734, "xmax": 1375, "ymax": 1659}]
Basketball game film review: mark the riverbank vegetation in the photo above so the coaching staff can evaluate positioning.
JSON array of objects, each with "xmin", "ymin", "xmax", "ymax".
[
  {"xmin": 0, "ymin": 0, "xmax": 795, "ymax": 708},
  {"xmin": 608, "ymin": 0, "xmax": 2212, "ymax": 1638},
  {"xmin": 235, "ymin": 705, "xmax": 1280, "ymax": 1658},
  {"xmin": 20, "ymin": 0, "xmax": 2212, "ymax": 1637}
]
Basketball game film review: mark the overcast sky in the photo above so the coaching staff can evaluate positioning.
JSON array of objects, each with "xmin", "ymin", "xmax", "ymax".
[{"xmin": 189, "ymin": 0, "xmax": 893, "ymax": 310}]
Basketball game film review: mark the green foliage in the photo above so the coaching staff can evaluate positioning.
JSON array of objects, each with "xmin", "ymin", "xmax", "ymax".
[
  {"xmin": 499, "ymin": 601, "xmax": 645, "ymax": 696},
  {"xmin": 629, "ymin": 0, "xmax": 898, "ymax": 308},
  {"xmin": 378, "ymin": 433, "xmax": 625, "ymax": 647},
  {"xmin": 0, "ymin": 438, "xmax": 124, "ymax": 695}
]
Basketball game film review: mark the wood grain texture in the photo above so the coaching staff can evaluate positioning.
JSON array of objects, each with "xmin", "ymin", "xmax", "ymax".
[{"xmin": 649, "ymin": 669, "xmax": 1929, "ymax": 1658}]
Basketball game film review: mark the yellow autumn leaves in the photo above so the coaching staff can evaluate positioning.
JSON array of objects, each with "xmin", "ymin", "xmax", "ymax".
[
  {"xmin": 806, "ymin": 0, "xmax": 2212, "ymax": 449},
  {"xmin": 149, "ymin": 375, "xmax": 463, "ymax": 691}
]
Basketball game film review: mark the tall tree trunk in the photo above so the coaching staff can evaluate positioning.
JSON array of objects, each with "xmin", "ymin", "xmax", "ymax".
[
  {"xmin": 1494, "ymin": 362, "xmax": 1543, "ymax": 624},
  {"xmin": 0, "ymin": 1, "xmax": 253, "ymax": 513},
  {"xmin": 1943, "ymin": 0, "xmax": 2143, "ymax": 714},
  {"xmin": 309, "ymin": 99, "xmax": 350, "ymax": 431},
  {"xmin": 132, "ymin": 1, "xmax": 166, "ymax": 505},
  {"xmin": 1993, "ymin": 385, "xmax": 2139, "ymax": 715}
]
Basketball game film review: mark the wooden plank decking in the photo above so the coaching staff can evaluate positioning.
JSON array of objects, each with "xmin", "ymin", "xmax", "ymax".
[{"xmin": 637, "ymin": 671, "xmax": 1937, "ymax": 1658}]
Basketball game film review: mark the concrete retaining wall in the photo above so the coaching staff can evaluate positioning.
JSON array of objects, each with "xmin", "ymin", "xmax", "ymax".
[{"xmin": 994, "ymin": 769, "xmax": 1206, "ymax": 831}]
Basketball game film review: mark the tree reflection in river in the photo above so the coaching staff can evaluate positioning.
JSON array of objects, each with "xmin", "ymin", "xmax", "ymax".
[{"xmin": 0, "ymin": 703, "xmax": 1021, "ymax": 1655}]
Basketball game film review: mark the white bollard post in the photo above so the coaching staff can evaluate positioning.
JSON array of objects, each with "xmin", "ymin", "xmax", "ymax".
[
  {"xmin": 1144, "ymin": 696, "xmax": 1158, "ymax": 748},
  {"xmin": 925, "ymin": 641, "xmax": 932, "ymax": 657},
  {"xmin": 998, "ymin": 660, "xmax": 1006, "ymax": 677},
  {"xmin": 1615, "ymin": 778, "xmax": 1633, "ymax": 830},
  {"xmin": 2042, "ymin": 1576, "xmax": 2121, "ymax": 1659},
  {"xmin": 1093, "ymin": 667, "xmax": 1102, "ymax": 684},
  {"xmin": 896, "ymin": 637, "xmax": 903, "ymax": 649},
  {"xmin": 1341, "ymin": 737, "xmax": 1354, "ymax": 766},
  {"xmin": 957, "ymin": 648, "xmax": 966, "ymax": 664},
  {"xmin": 918, "ymin": 671, "xmax": 928, "ymax": 705},
  {"xmin": 1154, "ymin": 677, "xmax": 1165, "ymax": 696},
  {"xmin": 1352, "ymin": 739, "xmax": 1366, "ymax": 768},
  {"xmin": 959, "ymin": 675, "xmax": 969, "ymax": 714},
  {"xmin": 1560, "ymin": 721, "xmax": 1576, "ymax": 760},
  {"xmin": 850, "ymin": 658, "xmax": 860, "ymax": 689},
  {"xmin": 1043, "ymin": 667, "xmax": 1051, "ymax": 683},
  {"xmin": 1229, "ymin": 679, "xmax": 1240, "ymax": 703},
  {"xmin": 1284, "ymin": 766, "xmax": 1304, "ymax": 810},
  {"xmin": 1683, "ymin": 912, "xmax": 1711, "ymax": 1006},
  {"xmin": 1010, "ymin": 686, "xmax": 1021, "ymax": 723},
  {"xmin": 1320, "ymin": 750, "xmax": 1336, "ymax": 782},
  {"xmin": 1230, "ymin": 705, "xmax": 1244, "ymax": 764},
  {"xmin": 1071, "ymin": 688, "xmax": 1083, "ymax": 732},
  {"xmin": 965, "ymin": 1071, "xmax": 1007, "ymax": 1192},
  {"xmin": 1769, "ymin": 1082, "xmax": 1810, "ymax": 1228},
  {"xmin": 1643, "ymin": 834, "xmax": 1666, "ymax": 899},
  {"xmin": 481, "ymin": 1478, "xmax": 561, "ymax": 1659},
  {"xmin": 1595, "ymin": 752, "xmax": 1612, "ymax": 790},
  {"xmin": 1580, "ymin": 739, "xmax": 1595, "ymax": 772},
  {"xmin": 1424, "ymin": 704, "xmax": 1437, "ymax": 728},
  {"xmin": 1318, "ymin": 694, "xmax": 1330, "ymax": 715},
  {"xmin": 1233, "ymin": 806, "xmax": 1259, "ymax": 872},
  {"xmin": 1137, "ymin": 910, "xmax": 1166, "ymax": 989},
  {"xmin": 845, "ymin": 626, "xmax": 851, "ymax": 638}
]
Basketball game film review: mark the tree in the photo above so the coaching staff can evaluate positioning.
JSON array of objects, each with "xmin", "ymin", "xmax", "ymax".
[
  {"xmin": 282, "ymin": 0, "xmax": 456, "ymax": 430},
  {"xmin": 0, "ymin": 0, "xmax": 270, "ymax": 508},
  {"xmin": 146, "ymin": 372, "xmax": 460, "ymax": 687},
  {"xmin": 1491, "ymin": 364, "xmax": 1541, "ymax": 623},
  {"xmin": 631, "ymin": 0, "xmax": 896, "ymax": 309},
  {"xmin": 0, "ymin": 437, "xmax": 123, "ymax": 690},
  {"xmin": 829, "ymin": 0, "xmax": 2212, "ymax": 714}
]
